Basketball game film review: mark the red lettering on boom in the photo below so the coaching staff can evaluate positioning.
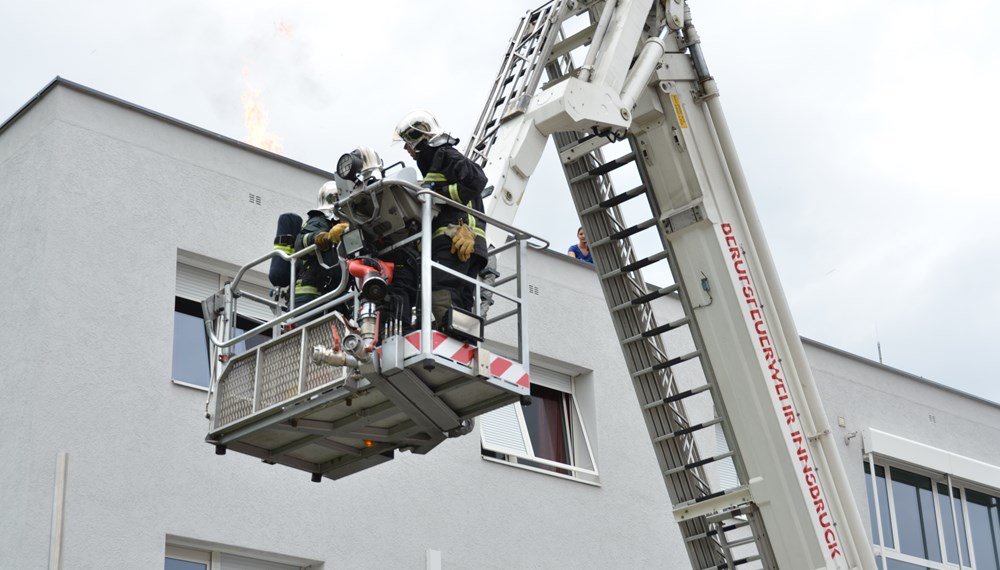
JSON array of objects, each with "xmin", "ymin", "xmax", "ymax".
[{"xmin": 721, "ymin": 221, "xmax": 843, "ymax": 559}]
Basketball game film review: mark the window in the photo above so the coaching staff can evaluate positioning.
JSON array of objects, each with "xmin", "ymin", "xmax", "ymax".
[
  {"xmin": 479, "ymin": 365, "xmax": 598, "ymax": 482},
  {"xmin": 864, "ymin": 458, "xmax": 1000, "ymax": 569},
  {"xmin": 966, "ymin": 489, "xmax": 1000, "ymax": 570},
  {"xmin": 172, "ymin": 263, "xmax": 273, "ymax": 389},
  {"xmin": 165, "ymin": 545, "xmax": 307, "ymax": 570}
]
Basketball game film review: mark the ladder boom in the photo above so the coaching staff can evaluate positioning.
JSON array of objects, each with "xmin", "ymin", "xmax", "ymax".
[{"xmin": 472, "ymin": 2, "xmax": 878, "ymax": 568}]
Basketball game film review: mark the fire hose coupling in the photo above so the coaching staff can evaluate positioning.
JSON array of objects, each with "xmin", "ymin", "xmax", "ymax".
[
  {"xmin": 348, "ymin": 258, "xmax": 395, "ymax": 302},
  {"xmin": 311, "ymin": 345, "xmax": 363, "ymax": 368}
]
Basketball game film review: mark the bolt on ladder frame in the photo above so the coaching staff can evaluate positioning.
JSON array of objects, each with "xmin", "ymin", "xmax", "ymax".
[{"xmin": 469, "ymin": 1, "xmax": 877, "ymax": 568}]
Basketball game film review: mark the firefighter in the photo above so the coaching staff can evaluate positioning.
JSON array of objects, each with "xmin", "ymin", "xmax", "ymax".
[
  {"xmin": 293, "ymin": 181, "xmax": 349, "ymax": 321},
  {"xmin": 394, "ymin": 110, "xmax": 489, "ymax": 324}
]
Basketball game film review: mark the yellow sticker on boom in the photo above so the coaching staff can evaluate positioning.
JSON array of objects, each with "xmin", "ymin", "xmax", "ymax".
[{"xmin": 670, "ymin": 94, "xmax": 688, "ymax": 129}]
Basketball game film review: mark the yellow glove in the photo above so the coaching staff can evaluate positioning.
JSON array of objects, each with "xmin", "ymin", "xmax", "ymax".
[
  {"xmin": 328, "ymin": 222, "xmax": 349, "ymax": 243},
  {"xmin": 450, "ymin": 220, "xmax": 476, "ymax": 263},
  {"xmin": 314, "ymin": 231, "xmax": 333, "ymax": 251}
]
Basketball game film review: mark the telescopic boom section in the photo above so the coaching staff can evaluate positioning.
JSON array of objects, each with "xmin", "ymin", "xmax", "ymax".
[{"xmin": 469, "ymin": 1, "xmax": 877, "ymax": 568}]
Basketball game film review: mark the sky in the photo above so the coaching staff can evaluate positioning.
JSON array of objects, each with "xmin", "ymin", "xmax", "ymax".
[{"xmin": 2, "ymin": 0, "xmax": 998, "ymax": 402}]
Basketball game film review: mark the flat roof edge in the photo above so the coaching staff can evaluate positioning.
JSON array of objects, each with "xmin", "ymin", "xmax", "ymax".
[{"xmin": 0, "ymin": 77, "xmax": 337, "ymax": 179}]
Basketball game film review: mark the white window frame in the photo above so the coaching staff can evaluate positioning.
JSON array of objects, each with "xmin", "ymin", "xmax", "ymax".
[
  {"xmin": 863, "ymin": 427, "xmax": 1000, "ymax": 570},
  {"xmin": 866, "ymin": 457, "xmax": 981, "ymax": 570},
  {"xmin": 176, "ymin": 262, "xmax": 274, "ymax": 324},
  {"xmin": 165, "ymin": 542, "xmax": 314, "ymax": 570},
  {"xmin": 480, "ymin": 365, "xmax": 599, "ymax": 484}
]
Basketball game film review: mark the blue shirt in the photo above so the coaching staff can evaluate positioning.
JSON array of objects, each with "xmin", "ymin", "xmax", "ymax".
[{"xmin": 568, "ymin": 244, "xmax": 593, "ymax": 264}]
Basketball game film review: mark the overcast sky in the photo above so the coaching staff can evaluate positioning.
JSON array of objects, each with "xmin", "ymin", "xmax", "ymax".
[{"xmin": 3, "ymin": 0, "xmax": 998, "ymax": 402}]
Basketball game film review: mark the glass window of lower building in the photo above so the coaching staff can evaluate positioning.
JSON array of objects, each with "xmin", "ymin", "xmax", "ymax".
[
  {"xmin": 864, "ymin": 459, "xmax": 1000, "ymax": 569},
  {"xmin": 172, "ymin": 262, "xmax": 273, "ymax": 389},
  {"xmin": 479, "ymin": 365, "xmax": 598, "ymax": 483}
]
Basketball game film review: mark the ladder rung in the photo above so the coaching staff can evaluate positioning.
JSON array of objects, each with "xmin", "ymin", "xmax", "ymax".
[
  {"xmin": 547, "ymin": 23, "xmax": 596, "ymax": 63},
  {"xmin": 641, "ymin": 383, "xmax": 712, "ymax": 408},
  {"xmin": 619, "ymin": 250, "xmax": 670, "ymax": 275},
  {"xmin": 579, "ymin": 184, "xmax": 647, "ymax": 216},
  {"xmin": 664, "ymin": 451, "xmax": 735, "ymax": 476},
  {"xmin": 724, "ymin": 536, "xmax": 758, "ymax": 549},
  {"xmin": 591, "ymin": 218, "xmax": 658, "ymax": 248},
  {"xmin": 557, "ymin": 131, "xmax": 604, "ymax": 155},
  {"xmin": 642, "ymin": 315, "xmax": 690, "ymax": 338},
  {"xmin": 702, "ymin": 555, "xmax": 761, "ymax": 570},
  {"xmin": 652, "ymin": 417, "xmax": 723, "ymax": 443},
  {"xmin": 566, "ymin": 152, "xmax": 637, "ymax": 184},
  {"xmin": 588, "ymin": 151, "xmax": 636, "ymax": 177},
  {"xmin": 650, "ymin": 350, "xmax": 701, "ymax": 372},
  {"xmin": 686, "ymin": 519, "xmax": 750, "ymax": 542},
  {"xmin": 621, "ymin": 316, "xmax": 690, "ymax": 344},
  {"xmin": 599, "ymin": 184, "xmax": 647, "ymax": 210},
  {"xmin": 600, "ymin": 256, "xmax": 666, "ymax": 281},
  {"xmin": 610, "ymin": 284, "xmax": 680, "ymax": 312}
]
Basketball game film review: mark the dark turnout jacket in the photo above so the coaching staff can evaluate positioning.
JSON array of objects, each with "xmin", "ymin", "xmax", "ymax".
[
  {"xmin": 293, "ymin": 210, "xmax": 342, "ymax": 296},
  {"xmin": 415, "ymin": 143, "xmax": 489, "ymax": 261}
]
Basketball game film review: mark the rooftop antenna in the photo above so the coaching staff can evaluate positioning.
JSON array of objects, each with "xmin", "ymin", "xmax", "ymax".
[{"xmin": 875, "ymin": 322, "xmax": 883, "ymax": 364}]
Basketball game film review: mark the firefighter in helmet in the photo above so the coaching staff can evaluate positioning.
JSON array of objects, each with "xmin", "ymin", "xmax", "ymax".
[
  {"xmin": 293, "ymin": 181, "xmax": 349, "ymax": 319},
  {"xmin": 394, "ymin": 110, "xmax": 489, "ymax": 324}
]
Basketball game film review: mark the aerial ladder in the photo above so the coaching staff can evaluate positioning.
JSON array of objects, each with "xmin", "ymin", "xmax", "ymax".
[{"xmin": 466, "ymin": 0, "xmax": 878, "ymax": 568}]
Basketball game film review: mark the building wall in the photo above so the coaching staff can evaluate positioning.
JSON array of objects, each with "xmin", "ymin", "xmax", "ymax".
[{"xmin": 2, "ymin": 81, "xmax": 999, "ymax": 570}]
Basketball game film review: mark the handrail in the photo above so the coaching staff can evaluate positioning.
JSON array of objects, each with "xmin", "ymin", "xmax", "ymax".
[
  {"xmin": 206, "ymin": 179, "xmax": 539, "ymax": 359},
  {"xmin": 377, "ymin": 180, "xmax": 550, "ymax": 250},
  {"xmin": 204, "ymin": 245, "xmax": 350, "ymax": 350}
]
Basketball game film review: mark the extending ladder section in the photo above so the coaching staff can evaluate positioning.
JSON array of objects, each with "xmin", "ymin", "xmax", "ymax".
[{"xmin": 470, "ymin": 3, "xmax": 775, "ymax": 568}]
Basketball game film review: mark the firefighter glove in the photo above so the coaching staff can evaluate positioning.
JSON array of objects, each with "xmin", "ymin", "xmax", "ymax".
[
  {"xmin": 450, "ymin": 220, "xmax": 476, "ymax": 263},
  {"xmin": 314, "ymin": 231, "xmax": 333, "ymax": 251},
  {"xmin": 328, "ymin": 222, "xmax": 349, "ymax": 243}
]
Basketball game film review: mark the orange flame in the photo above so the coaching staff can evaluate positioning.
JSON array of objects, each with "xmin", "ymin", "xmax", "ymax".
[{"xmin": 240, "ymin": 66, "xmax": 282, "ymax": 153}]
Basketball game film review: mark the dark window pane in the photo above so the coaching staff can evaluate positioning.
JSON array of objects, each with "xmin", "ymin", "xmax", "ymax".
[
  {"xmin": 172, "ymin": 298, "xmax": 210, "ymax": 387},
  {"xmin": 937, "ymin": 483, "xmax": 970, "ymax": 566},
  {"xmin": 165, "ymin": 558, "xmax": 208, "ymax": 570},
  {"xmin": 967, "ymin": 489, "xmax": 1000, "ymax": 570},
  {"xmin": 234, "ymin": 314, "xmax": 271, "ymax": 354},
  {"xmin": 172, "ymin": 296, "xmax": 273, "ymax": 389},
  {"xmin": 890, "ymin": 467, "xmax": 941, "ymax": 562},
  {"xmin": 864, "ymin": 462, "xmax": 894, "ymax": 548},
  {"xmin": 521, "ymin": 384, "xmax": 569, "ymax": 474}
]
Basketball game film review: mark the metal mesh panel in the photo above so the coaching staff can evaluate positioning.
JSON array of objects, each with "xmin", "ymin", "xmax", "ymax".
[
  {"xmin": 216, "ymin": 357, "xmax": 256, "ymax": 426},
  {"xmin": 304, "ymin": 317, "xmax": 349, "ymax": 391},
  {"xmin": 257, "ymin": 335, "xmax": 302, "ymax": 409}
]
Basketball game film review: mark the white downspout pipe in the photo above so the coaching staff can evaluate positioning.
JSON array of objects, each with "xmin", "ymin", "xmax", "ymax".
[{"xmin": 49, "ymin": 451, "xmax": 68, "ymax": 570}]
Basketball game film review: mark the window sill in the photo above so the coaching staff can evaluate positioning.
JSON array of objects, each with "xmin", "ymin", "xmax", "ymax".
[
  {"xmin": 481, "ymin": 455, "xmax": 601, "ymax": 487},
  {"xmin": 171, "ymin": 378, "xmax": 209, "ymax": 392}
]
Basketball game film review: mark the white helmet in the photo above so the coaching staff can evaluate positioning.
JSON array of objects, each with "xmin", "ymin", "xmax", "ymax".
[
  {"xmin": 393, "ymin": 110, "xmax": 444, "ymax": 149},
  {"xmin": 316, "ymin": 181, "xmax": 339, "ymax": 216}
]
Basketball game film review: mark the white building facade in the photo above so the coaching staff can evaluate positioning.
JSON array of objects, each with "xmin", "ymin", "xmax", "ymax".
[{"xmin": 2, "ymin": 79, "xmax": 999, "ymax": 570}]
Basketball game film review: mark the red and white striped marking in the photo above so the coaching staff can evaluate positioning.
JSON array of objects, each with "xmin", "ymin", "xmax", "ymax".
[{"xmin": 404, "ymin": 331, "xmax": 529, "ymax": 389}]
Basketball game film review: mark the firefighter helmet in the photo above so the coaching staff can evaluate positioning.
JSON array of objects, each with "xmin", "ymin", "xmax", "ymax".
[
  {"xmin": 393, "ymin": 110, "xmax": 444, "ymax": 149},
  {"xmin": 316, "ymin": 181, "xmax": 339, "ymax": 216}
]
